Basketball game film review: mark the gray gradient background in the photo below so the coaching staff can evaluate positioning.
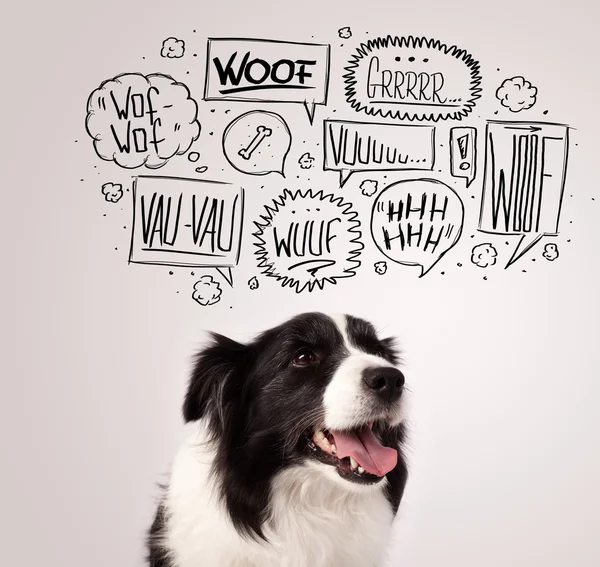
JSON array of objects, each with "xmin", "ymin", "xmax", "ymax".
[{"xmin": 3, "ymin": 1, "xmax": 600, "ymax": 566}]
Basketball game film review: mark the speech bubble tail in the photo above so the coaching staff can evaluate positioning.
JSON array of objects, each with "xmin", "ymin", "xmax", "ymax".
[
  {"xmin": 418, "ymin": 262, "xmax": 437, "ymax": 278},
  {"xmin": 304, "ymin": 100, "xmax": 317, "ymax": 125},
  {"xmin": 216, "ymin": 267, "xmax": 234, "ymax": 288},
  {"xmin": 339, "ymin": 170, "xmax": 353, "ymax": 188},
  {"xmin": 465, "ymin": 174, "xmax": 476, "ymax": 189},
  {"xmin": 505, "ymin": 233, "xmax": 544, "ymax": 268}
]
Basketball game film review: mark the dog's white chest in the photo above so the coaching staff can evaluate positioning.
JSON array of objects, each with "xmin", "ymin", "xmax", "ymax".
[{"xmin": 163, "ymin": 434, "xmax": 395, "ymax": 567}]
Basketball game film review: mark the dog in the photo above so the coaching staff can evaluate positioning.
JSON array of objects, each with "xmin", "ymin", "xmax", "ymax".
[{"xmin": 147, "ymin": 312, "xmax": 409, "ymax": 567}]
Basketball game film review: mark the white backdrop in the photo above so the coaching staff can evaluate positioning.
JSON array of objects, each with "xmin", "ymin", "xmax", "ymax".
[{"xmin": 3, "ymin": 1, "xmax": 600, "ymax": 565}]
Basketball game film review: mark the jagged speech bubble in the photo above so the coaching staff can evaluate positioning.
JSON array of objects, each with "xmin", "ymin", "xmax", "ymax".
[
  {"xmin": 371, "ymin": 179, "xmax": 464, "ymax": 277},
  {"xmin": 253, "ymin": 189, "xmax": 363, "ymax": 293},
  {"xmin": 344, "ymin": 35, "xmax": 482, "ymax": 122}
]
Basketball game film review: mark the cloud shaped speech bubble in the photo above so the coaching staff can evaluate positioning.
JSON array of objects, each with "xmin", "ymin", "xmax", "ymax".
[
  {"xmin": 223, "ymin": 110, "xmax": 291, "ymax": 177},
  {"xmin": 344, "ymin": 35, "xmax": 482, "ymax": 122},
  {"xmin": 253, "ymin": 189, "xmax": 363, "ymax": 293},
  {"xmin": 371, "ymin": 179, "xmax": 464, "ymax": 277},
  {"xmin": 85, "ymin": 73, "xmax": 200, "ymax": 169}
]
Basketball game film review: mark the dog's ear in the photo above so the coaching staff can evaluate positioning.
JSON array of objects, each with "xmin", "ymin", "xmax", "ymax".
[{"xmin": 182, "ymin": 333, "xmax": 248, "ymax": 432}]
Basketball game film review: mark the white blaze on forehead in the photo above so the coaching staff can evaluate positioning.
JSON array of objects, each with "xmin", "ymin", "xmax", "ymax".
[{"xmin": 324, "ymin": 314, "xmax": 396, "ymax": 430}]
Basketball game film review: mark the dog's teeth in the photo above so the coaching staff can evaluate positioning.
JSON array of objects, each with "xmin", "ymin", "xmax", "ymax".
[
  {"xmin": 315, "ymin": 430, "xmax": 326, "ymax": 441},
  {"xmin": 331, "ymin": 444, "xmax": 337, "ymax": 454},
  {"xmin": 357, "ymin": 466, "xmax": 364, "ymax": 474},
  {"xmin": 350, "ymin": 457, "xmax": 359, "ymax": 470}
]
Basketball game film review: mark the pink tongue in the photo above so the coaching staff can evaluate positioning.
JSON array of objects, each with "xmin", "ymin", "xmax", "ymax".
[{"xmin": 331, "ymin": 426, "xmax": 398, "ymax": 477}]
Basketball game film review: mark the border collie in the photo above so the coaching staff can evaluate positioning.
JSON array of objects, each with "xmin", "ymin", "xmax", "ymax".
[{"xmin": 147, "ymin": 312, "xmax": 409, "ymax": 567}]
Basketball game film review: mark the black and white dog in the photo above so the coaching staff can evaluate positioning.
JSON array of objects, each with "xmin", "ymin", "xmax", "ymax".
[{"xmin": 148, "ymin": 312, "xmax": 409, "ymax": 567}]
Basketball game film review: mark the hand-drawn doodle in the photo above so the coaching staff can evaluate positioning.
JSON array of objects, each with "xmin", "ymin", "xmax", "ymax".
[
  {"xmin": 374, "ymin": 261, "xmax": 387, "ymax": 275},
  {"xmin": 323, "ymin": 120, "xmax": 435, "ymax": 187},
  {"xmin": 204, "ymin": 38, "xmax": 330, "ymax": 124},
  {"xmin": 195, "ymin": 166, "xmax": 208, "ymax": 174},
  {"xmin": 496, "ymin": 77, "xmax": 537, "ymax": 113},
  {"xmin": 542, "ymin": 242, "xmax": 559, "ymax": 261},
  {"xmin": 450, "ymin": 127, "xmax": 477, "ymax": 187},
  {"xmin": 470, "ymin": 243, "xmax": 498, "ymax": 268},
  {"xmin": 222, "ymin": 111, "xmax": 291, "ymax": 177},
  {"xmin": 188, "ymin": 152, "xmax": 200, "ymax": 162},
  {"xmin": 101, "ymin": 182, "xmax": 124, "ymax": 203},
  {"xmin": 371, "ymin": 179, "xmax": 465, "ymax": 277},
  {"xmin": 360, "ymin": 179, "xmax": 379, "ymax": 197},
  {"xmin": 478, "ymin": 121, "xmax": 569, "ymax": 267},
  {"xmin": 129, "ymin": 175, "xmax": 244, "ymax": 287},
  {"xmin": 344, "ymin": 36, "xmax": 482, "ymax": 122},
  {"xmin": 338, "ymin": 27, "xmax": 352, "ymax": 40},
  {"xmin": 253, "ymin": 189, "xmax": 363, "ymax": 293},
  {"xmin": 248, "ymin": 276, "xmax": 259, "ymax": 290},
  {"xmin": 192, "ymin": 275, "xmax": 222, "ymax": 306},
  {"xmin": 161, "ymin": 37, "xmax": 185, "ymax": 59},
  {"xmin": 298, "ymin": 152, "xmax": 315, "ymax": 169},
  {"xmin": 85, "ymin": 73, "xmax": 201, "ymax": 169}
]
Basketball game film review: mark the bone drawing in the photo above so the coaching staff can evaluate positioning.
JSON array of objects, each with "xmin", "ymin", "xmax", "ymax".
[{"xmin": 239, "ymin": 125, "xmax": 272, "ymax": 160}]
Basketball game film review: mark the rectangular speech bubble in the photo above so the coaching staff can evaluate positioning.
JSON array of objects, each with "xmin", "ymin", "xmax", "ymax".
[
  {"xmin": 204, "ymin": 38, "xmax": 330, "ymax": 123},
  {"xmin": 323, "ymin": 120, "xmax": 435, "ymax": 187},
  {"xmin": 450, "ymin": 126, "xmax": 477, "ymax": 187},
  {"xmin": 477, "ymin": 120, "xmax": 569, "ymax": 267},
  {"xmin": 129, "ymin": 175, "xmax": 244, "ymax": 284}
]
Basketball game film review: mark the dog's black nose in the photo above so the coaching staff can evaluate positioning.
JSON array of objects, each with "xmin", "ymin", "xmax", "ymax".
[{"xmin": 362, "ymin": 367, "xmax": 404, "ymax": 404}]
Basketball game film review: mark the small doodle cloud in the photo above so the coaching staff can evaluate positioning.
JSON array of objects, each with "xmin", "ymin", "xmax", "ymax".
[
  {"xmin": 101, "ymin": 182, "xmax": 123, "ymax": 203},
  {"xmin": 192, "ymin": 275, "xmax": 222, "ymax": 306},
  {"xmin": 298, "ymin": 152, "xmax": 315, "ymax": 170},
  {"xmin": 338, "ymin": 27, "xmax": 352, "ymax": 40},
  {"xmin": 542, "ymin": 242, "xmax": 559, "ymax": 261},
  {"xmin": 248, "ymin": 276, "xmax": 259, "ymax": 290},
  {"xmin": 496, "ymin": 76, "xmax": 537, "ymax": 113},
  {"xmin": 374, "ymin": 261, "xmax": 387, "ymax": 275},
  {"xmin": 360, "ymin": 179, "xmax": 379, "ymax": 197},
  {"xmin": 161, "ymin": 37, "xmax": 185, "ymax": 58},
  {"xmin": 471, "ymin": 243, "xmax": 498, "ymax": 268}
]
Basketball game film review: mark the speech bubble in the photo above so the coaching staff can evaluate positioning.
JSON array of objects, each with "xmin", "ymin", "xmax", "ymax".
[
  {"xmin": 371, "ymin": 179, "xmax": 464, "ymax": 277},
  {"xmin": 253, "ymin": 189, "xmax": 363, "ymax": 293},
  {"xmin": 129, "ymin": 175, "xmax": 244, "ymax": 287},
  {"xmin": 477, "ymin": 121, "xmax": 570, "ymax": 268},
  {"xmin": 85, "ymin": 73, "xmax": 201, "ymax": 169},
  {"xmin": 204, "ymin": 38, "xmax": 330, "ymax": 124},
  {"xmin": 323, "ymin": 120, "xmax": 435, "ymax": 187},
  {"xmin": 344, "ymin": 35, "xmax": 482, "ymax": 122},
  {"xmin": 450, "ymin": 127, "xmax": 477, "ymax": 187},
  {"xmin": 222, "ymin": 111, "xmax": 291, "ymax": 177}
]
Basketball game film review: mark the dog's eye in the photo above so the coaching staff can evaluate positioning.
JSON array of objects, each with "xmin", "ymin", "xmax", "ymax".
[{"xmin": 292, "ymin": 350, "xmax": 318, "ymax": 367}]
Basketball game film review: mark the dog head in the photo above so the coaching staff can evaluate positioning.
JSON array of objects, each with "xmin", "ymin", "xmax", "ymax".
[{"xmin": 183, "ymin": 312, "xmax": 409, "ymax": 537}]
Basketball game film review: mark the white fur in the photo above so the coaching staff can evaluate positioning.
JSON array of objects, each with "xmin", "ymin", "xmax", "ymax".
[
  {"xmin": 324, "ymin": 314, "xmax": 407, "ymax": 430},
  {"xmin": 162, "ymin": 429, "xmax": 394, "ymax": 567}
]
